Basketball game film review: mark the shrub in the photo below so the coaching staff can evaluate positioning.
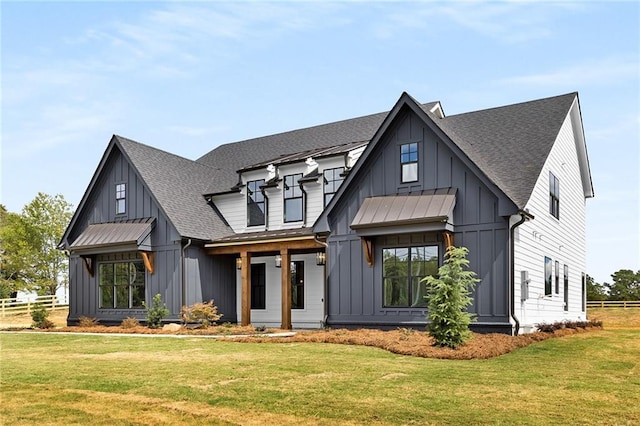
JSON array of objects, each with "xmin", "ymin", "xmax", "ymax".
[
  {"xmin": 31, "ymin": 304, "xmax": 49, "ymax": 328},
  {"xmin": 120, "ymin": 317, "xmax": 140, "ymax": 329},
  {"xmin": 423, "ymin": 246, "xmax": 479, "ymax": 349},
  {"xmin": 39, "ymin": 319, "xmax": 55, "ymax": 329},
  {"xmin": 78, "ymin": 316, "xmax": 99, "ymax": 327},
  {"xmin": 180, "ymin": 300, "xmax": 222, "ymax": 327},
  {"xmin": 143, "ymin": 293, "xmax": 169, "ymax": 328}
]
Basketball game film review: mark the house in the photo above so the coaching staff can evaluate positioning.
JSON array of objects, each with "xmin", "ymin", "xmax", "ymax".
[{"xmin": 59, "ymin": 91, "xmax": 593, "ymax": 334}]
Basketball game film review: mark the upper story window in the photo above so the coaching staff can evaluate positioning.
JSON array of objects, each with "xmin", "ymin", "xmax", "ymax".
[
  {"xmin": 115, "ymin": 183, "xmax": 126, "ymax": 214},
  {"xmin": 284, "ymin": 174, "xmax": 303, "ymax": 222},
  {"xmin": 400, "ymin": 142, "xmax": 418, "ymax": 183},
  {"xmin": 247, "ymin": 179, "xmax": 265, "ymax": 226},
  {"xmin": 549, "ymin": 172, "xmax": 560, "ymax": 219},
  {"xmin": 323, "ymin": 167, "xmax": 345, "ymax": 207}
]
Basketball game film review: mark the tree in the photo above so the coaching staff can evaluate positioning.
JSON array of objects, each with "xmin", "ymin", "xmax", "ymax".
[
  {"xmin": 586, "ymin": 274, "xmax": 607, "ymax": 301},
  {"xmin": 606, "ymin": 269, "xmax": 640, "ymax": 301},
  {"xmin": 0, "ymin": 194, "xmax": 73, "ymax": 296},
  {"xmin": 423, "ymin": 246, "xmax": 479, "ymax": 348}
]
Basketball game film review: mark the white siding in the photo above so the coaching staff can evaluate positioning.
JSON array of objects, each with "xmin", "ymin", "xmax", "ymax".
[
  {"xmin": 513, "ymin": 100, "xmax": 588, "ymax": 331},
  {"xmin": 235, "ymin": 253, "xmax": 325, "ymax": 328}
]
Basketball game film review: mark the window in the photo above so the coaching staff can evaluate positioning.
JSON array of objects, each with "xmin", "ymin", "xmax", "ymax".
[
  {"xmin": 284, "ymin": 174, "xmax": 303, "ymax": 222},
  {"xmin": 581, "ymin": 273, "xmax": 586, "ymax": 312},
  {"xmin": 116, "ymin": 183, "xmax": 126, "ymax": 214},
  {"xmin": 99, "ymin": 261, "xmax": 145, "ymax": 309},
  {"xmin": 544, "ymin": 257, "xmax": 553, "ymax": 296},
  {"xmin": 564, "ymin": 264, "xmax": 569, "ymax": 311},
  {"xmin": 323, "ymin": 167, "xmax": 345, "ymax": 206},
  {"xmin": 400, "ymin": 142, "xmax": 418, "ymax": 183},
  {"xmin": 555, "ymin": 261, "xmax": 560, "ymax": 294},
  {"xmin": 383, "ymin": 246, "xmax": 438, "ymax": 308},
  {"xmin": 549, "ymin": 172, "xmax": 560, "ymax": 219},
  {"xmin": 291, "ymin": 261, "xmax": 304, "ymax": 309},
  {"xmin": 251, "ymin": 263, "xmax": 266, "ymax": 310},
  {"xmin": 247, "ymin": 179, "xmax": 265, "ymax": 226}
]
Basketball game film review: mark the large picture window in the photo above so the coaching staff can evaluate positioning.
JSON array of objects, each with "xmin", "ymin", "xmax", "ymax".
[
  {"xmin": 544, "ymin": 257, "xmax": 553, "ymax": 296},
  {"xmin": 323, "ymin": 167, "xmax": 345, "ymax": 207},
  {"xmin": 549, "ymin": 172, "xmax": 560, "ymax": 219},
  {"xmin": 284, "ymin": 174, "xmax": 303, "ymax": 222},
  {"xmin": 400, "ymin": 142, "xmax": 418, "ymax": 183},
  {"xmin": 99, "ymin": 261, "xmax": 145, "ymax": 309},
  {"xmin": 383, "ymin": 246, "xmax": 438, "ymax": 308},
  {"xmin": 116, "ymin": 183, "xmax": 126, "ymax": 214},
  {"xmin": 247, "ymin": 179, "xmax": 265, "ymax": 226}
]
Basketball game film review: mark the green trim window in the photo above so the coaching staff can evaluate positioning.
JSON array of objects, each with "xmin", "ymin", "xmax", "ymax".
[
  {"xmin": 544, "ymin": 257, "xmax": 553, "ymax": 296},
  {"xmin": 323, "ymin": 167, "xmax": 345, "ymax": 207},
  {"xmin": 549, "ymin": 172, "xmax": 560, "ymax": 219},
  {"xmin": 284, "ymin": 174, "xmax": 303, "ymax": 222},
  {"xmin": 247, "ymin": 179, "xmax": 266, "ymax": 226},
  {"xmin": 116, "ymin": 183, "xmax": 126, "ymax": 215},
  {"xmin": 291, "ymin": 261, "xmax": 304, "ymax": 309},
  {"xmin": 99, "ymin": 261, "xmax": 145, "ymax": 309},
  {"xmin": 383, "ymin": 246, "xmax": 438, "ymax": 308},
  {"xmin": 400, "ymin": 142, "xmax": 418, "ymax": 183}
]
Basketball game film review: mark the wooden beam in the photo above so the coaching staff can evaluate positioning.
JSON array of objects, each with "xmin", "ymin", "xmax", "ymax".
[
  {"xmin": 80, "ymin": 255, "xmax": 94, "ymax": 277},
  {"xmin": 140, "ymin": 252, "xmax": 154, "ymax": 274},
  {"xmin": 240, "ymin": 251, "xmax": 251, "ymax": 326},
  {"xmin": 443, "ymin": 231, "xmax": 454, "ymax": 249},
  {"xmin": 362, "ymin": 238, "xmax": 374, "ymax": 267},
  {"xmin": 205, "ymin": 238, "xmax": 324, "ymax": 255},
  {"xmin": 280, "ymin": 249, "xmax": 292, "ymax": 330}
]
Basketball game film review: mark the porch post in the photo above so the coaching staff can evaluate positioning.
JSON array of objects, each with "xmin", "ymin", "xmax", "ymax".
[
  {"xmin": 241, "ymin": 251, "xmax": 252, "ymax": 326},
  {"xmin": 280, "ymin": 248, "xmax": 292, "ymax": 330}
]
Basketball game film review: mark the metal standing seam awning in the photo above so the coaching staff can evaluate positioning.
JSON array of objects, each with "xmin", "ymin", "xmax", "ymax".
[{"xmin": 69, "ymin": 218, "xmax": 156, "ymax": 276}]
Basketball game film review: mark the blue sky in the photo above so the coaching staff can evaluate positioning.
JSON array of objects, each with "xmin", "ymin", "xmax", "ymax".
[{"xmin": 1, "ymin": 1, "xmax": 638, "ymax": 285}]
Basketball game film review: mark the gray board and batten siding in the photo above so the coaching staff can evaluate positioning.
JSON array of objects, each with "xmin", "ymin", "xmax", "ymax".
[{"xmin": 323, "ymin": 106, "xmax": 512, "ymax": 332}]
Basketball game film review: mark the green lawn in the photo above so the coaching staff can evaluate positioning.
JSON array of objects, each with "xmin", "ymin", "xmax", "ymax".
[{"xmin": 1, "ymin": 329, "xmax": 639, "ymax": 425}]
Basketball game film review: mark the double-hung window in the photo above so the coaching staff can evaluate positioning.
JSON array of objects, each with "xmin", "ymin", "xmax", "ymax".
[
  {"xmin": 99, "ymin": 261, "xmax": 145, "ymax": 309},
  {"xmin": 400, "ymin": 143, "xmax": 418, "ymax": 183},
  {"xmin": 383, "ymin": 246, "xmax": 438, "ymax": 308},
  {"xmin": 116, "ymin": 183, "xmax": 126, "ymax": 215},
  {"xmin": 284, "ymin": 174, "xmax": 303, "ymax": 222},
  {"xmin": 323, "ymin": 167, "xmax": 345, "ymax": 207},
  {"xmin": 549, "ymin": 172, "xmax": 560, "ymax": 219},
  {"xmin": 247, "ymin": 179, "xmax": 266, "ymax": 226}
]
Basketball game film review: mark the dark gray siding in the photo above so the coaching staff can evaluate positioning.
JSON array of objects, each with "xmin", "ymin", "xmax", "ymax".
[
  {"xmin": 67, "ymin": 148, "xmax": 187, "ymax": 324},
  {"xmin": 326, "ymin": 108, "xmax": 510, "ymax": 330}
]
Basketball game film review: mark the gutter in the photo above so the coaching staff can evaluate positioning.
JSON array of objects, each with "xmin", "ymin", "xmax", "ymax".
[{"xmin": 509, "ymin": 210, "xmax": 534, "ymax": 336}]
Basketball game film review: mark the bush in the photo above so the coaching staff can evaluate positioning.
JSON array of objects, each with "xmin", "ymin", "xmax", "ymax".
[
  {"xmin": 31, "ymin": 304, "xmax": 49, "ymax": 328},
  {"xmin": 120, "ymin": 317, "xmax": 140, "ymax": 329},
  {"xmin": 78, "ymin": 316, "xmax": 99, "ymax": 327},
  {"xmin": 181, "ymin": 300, "xmax": 222, "ymax": 327},
  {"xmin": 536, "ymin": 319, "xmax": 604, "ymax": 333},
  {"xmin": 143, "ymin": 293, "xmax": 169, "ymax": 328},
  {"xmin": 423, "ymin": 246, "xmax": 479, "ymax": 349}
]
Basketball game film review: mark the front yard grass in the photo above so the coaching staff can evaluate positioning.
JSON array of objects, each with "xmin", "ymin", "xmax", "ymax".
[{"xmin": 1, "ymin": 328, "xmax": 639, "ymax": 425}]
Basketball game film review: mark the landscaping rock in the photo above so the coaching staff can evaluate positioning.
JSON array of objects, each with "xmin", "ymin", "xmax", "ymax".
[{"xmin": 162, "ymin": 323, "xmax": 182, "ymax": 332}]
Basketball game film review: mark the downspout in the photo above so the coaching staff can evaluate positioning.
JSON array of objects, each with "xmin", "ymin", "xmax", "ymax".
[
  {"xmin": 314, "ymin": 234, "xmax": 329, "ymax": 327},
  {"xmin": 299, "ymin": 182, "xmax": 308, "ymax": 227},
  {"xmin": 260, "ymin": 187, "xmax": 269, "ymax": 231},
  {"xmin": 509, "ymin": 210, "xmax": 533, "ymax": 336},
  {"xmin": 181, "ymin": 238, "xmax": 192, "ymax": 309}
]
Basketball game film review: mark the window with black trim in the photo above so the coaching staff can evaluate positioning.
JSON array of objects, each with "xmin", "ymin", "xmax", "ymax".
[
  {"xmin": 284, "ymin": 174, "xmax": 303, "ymax": 222},
  {"xmin": 291, "ymin": 261, "xmax": 304, "ymax": 309},
  {"xmin": 251, "ymin": 263, "xmax": 266, "ymax": 309},
  {"xmin": 581, "ymin": 273, "xmax": 586, "ymax": 312},
  {"xmin": 383, "ymin": 246, "xmax": 438, "ymax": 308},
  {"xmin": 400, "ymin": 142, "xmax": 418, "ymax": 183},
  {"xmin": 564, "ymin": 264, "xmax": 569, "ymax": 311},
  {"xmin": 116, "ymin": 183, "xmax": 126, "ymax": 214},
  {"xmin": 99, "ymin": 261, "xmax": 145, "ymax": 309},
  {"xmin": 323, "ymin": 167, "xmax": 345, "ymax": 207},
  {"xmin": 544, "ymin": 257, "xmax": 553, "ymax": 296},
  {"xmin": 555, "ymin": 260, "xmax": 560, "ymax": 294},
  {"xmin": 549, "ymin": 172, "xmax": 560, "ymax": 219},
  {"xmin": 247, "ymin": 179, "xmax": 265, "ymax": 226}
]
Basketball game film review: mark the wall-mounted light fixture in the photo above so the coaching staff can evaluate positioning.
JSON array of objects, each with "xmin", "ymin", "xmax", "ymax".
[
  {"xmin": 275, "ymin": 254, "xmax": 282, "ymax": 268},
  {"xmin": 236, "ymin": 257, "xmax": 242, "ymax": 270},
  {"xmin": 316, "ymin": 251, "xmax": 326, "ymax": 266}
]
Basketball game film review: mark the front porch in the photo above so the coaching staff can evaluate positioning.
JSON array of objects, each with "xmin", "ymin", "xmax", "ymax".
[{"xmin": 205, "ymin": 229, "xmax": 326, "ymax": 330}]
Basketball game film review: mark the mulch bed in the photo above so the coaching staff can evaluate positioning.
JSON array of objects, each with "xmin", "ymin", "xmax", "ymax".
[{"xmin": 5, "ymin": 323, "xmax": 602, "ymax": 360}]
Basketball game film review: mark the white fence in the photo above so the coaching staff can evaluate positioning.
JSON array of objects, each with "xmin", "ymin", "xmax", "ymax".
[{"xmin": 0, "ymin": 295, "xmax": 68, "ymax": 317}]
